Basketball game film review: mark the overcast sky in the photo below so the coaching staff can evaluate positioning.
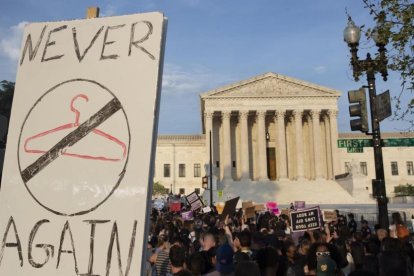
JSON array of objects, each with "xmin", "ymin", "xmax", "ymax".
[{"xmin": 0, "ymin": 0, "xmax": 411, "ymax": 134}]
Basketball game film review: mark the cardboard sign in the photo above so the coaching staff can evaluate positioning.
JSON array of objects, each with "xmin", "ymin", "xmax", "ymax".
[
  {"xmin": 294, "ymin": 201, "xmax": 306, "ymax": 210},
  {"xmin": 181, "ymin": 211, "xmax": 193, "ymax": 221},
  {"xmin": 245, "ymin": 206, "xmax": 256, "ymax": 219},
  {"xmin": 0, "ymin": 12, "xmax": 167, "ymax": 276},
  {"xmin": 323, "ymin": 210, "xmax": 338, "ymax": 222},
  {"xmin": 254, "ymin": 204, "xmax": 265, "ymax": 212},
  {"xmin": 186, "ymin": 191, "xmax": 204, "ymax": 211},
  {"xmin": 242, "ymin": 201, "xmax": 253, "ymax": 210},
  {"xmin": 219, "ymin": 197, "xmax": 239, "ymax": 221},
  {"xmin": 290, "ymin": 206, "xmax": 321, "ymax": 232}
]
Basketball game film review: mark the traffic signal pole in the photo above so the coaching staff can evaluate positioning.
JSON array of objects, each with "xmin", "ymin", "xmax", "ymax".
[
  {"xmin": 344, "ymin": 18, "xmax": 390, "ymax": 229},
  {"xmin": 366, "ymin": 61, "xmax": 389, "ymax": 229}
]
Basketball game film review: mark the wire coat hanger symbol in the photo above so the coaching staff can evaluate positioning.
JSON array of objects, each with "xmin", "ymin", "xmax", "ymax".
[{"xmin": 24, "ymin": 94, "xmax": 127, "ymax": 161}]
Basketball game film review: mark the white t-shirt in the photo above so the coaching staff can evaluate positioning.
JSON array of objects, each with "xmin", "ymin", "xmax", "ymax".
[{"xmin": 389, "ymin": 224, "xmax": 397, "ymax": 238}]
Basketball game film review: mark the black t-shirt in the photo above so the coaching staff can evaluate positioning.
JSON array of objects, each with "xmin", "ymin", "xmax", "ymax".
[
  {"xmin": 234, "ymin": 251, "xmax": 251, "ymax": 265},
  {"xmin": 199, "ymin": 250, "xmax": 214, "ymax": 274},
  {"xmin": 348, "ymin": 219, "xmax": 357, "ymax": 233},
  {"xmin": 294, "ymin": 253, "xmax": 307, "ymax": 276}
]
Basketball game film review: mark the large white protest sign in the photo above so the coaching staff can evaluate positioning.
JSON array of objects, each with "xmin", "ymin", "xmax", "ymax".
[{"xmin": 0, "ymin": 12, "xmax": 167, "ymax": 275}]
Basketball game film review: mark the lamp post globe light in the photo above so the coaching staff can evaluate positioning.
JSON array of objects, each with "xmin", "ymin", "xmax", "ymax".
[{"xmin": 344, "ymin": 17, "xmax": 389, "ymax": 229}]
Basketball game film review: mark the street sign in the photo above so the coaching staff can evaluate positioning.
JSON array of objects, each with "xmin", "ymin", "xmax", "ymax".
[
  {"xmin": 376, "ymin": 90, "xmax": 392, "ymax": 122},
  {"xmin": 347, "ymin": 147, "xmax": 363, "ymax": 153},
  {"xmin": 338, "ymin": 138, "xmax": 414, "ymax": 148}
]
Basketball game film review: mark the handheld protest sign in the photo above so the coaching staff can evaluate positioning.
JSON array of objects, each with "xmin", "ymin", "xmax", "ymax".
[
  {"xmin": 169, "ymin": 201, "xmax": 181, "ymax": 212},
  {"xmin": 245, "ymin": 206, "xmax": 256, "ymax": 219},
  {"xmin": 290, "ymin": 206, "xmax": 321, "ymax": 232},
  {"xmin": 294, "ymin": 201, "xmax": 306, "ymax": 210},
  {"xmin": 181, "ymin": 211, "xmax": 193, "ymax": 221},
  {"xmin": 219, "ymin": 197, "xmax": 239, "ymax": 221},
  {"xmin": 0, "ymin": 12, "xmax": 167, "ymax": 276},
  {"xmin": 215, "ymin": 202, "xmax": 225, "ymax": 214},
  {"xmin": 323, "ymin": 210, "xmax": 338, "ymax": 222},
  {"xmin": 242, "ymin": 201, "xmax": 253, "ymax": 210},
  {"xmin": 202, "ymin": 206, "xmax": 211, "ymax": 214},
  {"xmin": 254, "ymin": 204, "xmax": 265, "ymax": 212},
  {"xmin": 186, "ymin": 191, "xmax": 204, "ymax": 212}
]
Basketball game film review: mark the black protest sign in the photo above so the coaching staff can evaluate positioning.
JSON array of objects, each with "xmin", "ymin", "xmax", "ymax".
[
  {"xmin": 186, "ymin": 191, "xmax": 204, "ymax": 211},
  {"xmin": 219, "ymin": 196, "xmax": 240, "ymax": 221},
  {"xmin": 290, "ymin": 206, "xmax": 321, "ymax": 232}
]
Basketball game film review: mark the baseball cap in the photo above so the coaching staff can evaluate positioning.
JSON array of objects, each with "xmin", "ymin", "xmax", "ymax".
[
  {"xmin": 317, "ymin": 256, "xmax": 337, "ymax": 276},
  {"xmin": 216, "ymin": 242, "xmax": 234, "ymax": 274}
]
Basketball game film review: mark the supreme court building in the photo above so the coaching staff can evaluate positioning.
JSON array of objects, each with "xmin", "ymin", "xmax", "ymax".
[{"xmin": 154, "ymin": 73, "xmax": 414, "ymax": 204}]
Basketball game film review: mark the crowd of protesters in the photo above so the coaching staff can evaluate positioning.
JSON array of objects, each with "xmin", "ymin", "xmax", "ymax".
[{"xmin": 144, "ymin": 198, "xmax": 414, "ymax": 276}]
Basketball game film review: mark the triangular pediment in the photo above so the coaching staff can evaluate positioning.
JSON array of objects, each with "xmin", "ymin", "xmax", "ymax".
[{"xmin": 200, "ymin": 72, "xmax": 341, "ymax": 98}]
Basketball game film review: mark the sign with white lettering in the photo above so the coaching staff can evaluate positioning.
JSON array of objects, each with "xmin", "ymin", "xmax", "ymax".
[
  {"xmin": 0, "ymin": 12, "xmax": 167, "ymax": 276},
  {"xmin": 290, "ymin": 206, "xmax": 321, "ymax": 232},
  {"xmin": 186, "ymin": 191, "xmax": 204, "ymax": 212}
]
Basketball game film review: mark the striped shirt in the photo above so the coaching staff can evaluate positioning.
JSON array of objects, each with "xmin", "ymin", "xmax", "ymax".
[{"xmin": 155, "ymin": 250, "xmax": 171, "ymax": 276}]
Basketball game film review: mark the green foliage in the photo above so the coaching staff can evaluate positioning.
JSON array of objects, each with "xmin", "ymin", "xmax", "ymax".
[
  {"xmin": 152, "ymin": 181, "xmax": 169, "ymax": 196},
  {"xmin": 394, "ymin": 183, "xmax": 414, "ymax": 196},
  {"xmin": 362, "ymin": 0, "xmax": 414, "ymax": 126},
  {"xmin": 0, "ymin": 80, "xmax": 15, "ymax": 119}
]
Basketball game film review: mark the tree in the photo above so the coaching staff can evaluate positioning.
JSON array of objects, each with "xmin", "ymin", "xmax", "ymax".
[
  {"xmin": 0, "ymin": 80, "xmax": 15, "ymax": 119},
  {"xmin": 362, "ymin": 0, "xmax": 414, "ymax": 126},
  {"xmin": 0, "ymin": 81, "xmax": 14, "ymax": 147},
  {"xmin": 152, "ymin": 181, "xmax": 169, "ymax": 196}
]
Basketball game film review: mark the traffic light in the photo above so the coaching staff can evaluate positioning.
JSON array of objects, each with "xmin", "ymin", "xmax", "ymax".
[{"xmin": 348, "ymin": 87, "xmax": 368, "ymax": 133}]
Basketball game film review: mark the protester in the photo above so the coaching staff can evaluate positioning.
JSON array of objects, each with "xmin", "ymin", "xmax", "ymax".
[
  {"xmin": 360, "ymin": 219, "xmax": 372, "ymax": 240},
  {"xmin": 389, "ymin": 212, "xmax": 409, "ymax": 240},
  {"xmin": 147, "ymin": 196, "xmax": 413, "ymax": 276},
  {"xmin": 347, "ymin": 213, "xmax": 357, "ymax": 234},
  {"xmin": 169, "ymin": 245, "xmax": 194, "ymax": 276}
]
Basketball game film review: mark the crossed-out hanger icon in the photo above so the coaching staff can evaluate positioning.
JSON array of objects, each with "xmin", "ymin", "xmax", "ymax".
[{"xmin": 24, "ymin": 94, "xmax": 127, "ymax": 162}]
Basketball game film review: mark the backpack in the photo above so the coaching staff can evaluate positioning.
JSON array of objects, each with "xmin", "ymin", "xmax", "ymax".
[{"xmin": 396, "ymin": 224, "xmax": 409, "ymax": 239}]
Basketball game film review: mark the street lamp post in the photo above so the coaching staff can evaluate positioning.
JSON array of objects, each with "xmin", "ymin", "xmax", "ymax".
[{"xmin": 344, "ymin": 18, "xmax": 389, "ymax": 229}]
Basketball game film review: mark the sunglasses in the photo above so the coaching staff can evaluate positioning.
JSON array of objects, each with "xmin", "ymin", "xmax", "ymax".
[{"xmin": 316, "ymin": 252, "xmax": 330, "ymax": 257}]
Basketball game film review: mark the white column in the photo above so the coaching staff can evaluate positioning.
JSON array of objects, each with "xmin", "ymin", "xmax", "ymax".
[
  {"xmin": 275, "ymin": 110, "xmax": 288, "ymax": 180},
  {"xmin": 293, "ymin": 110, "xmax": 305, "ymax": 180},
  {"xmin": 324, "ymin": 114, "xmax": 333, "ymax": 180},
  {"xmin": 257, "ymin": 110, "xmax": 269, "ymax": 181},
  {"xmin": 204, "ymin": 111, "xmax": 213, "ymax": 176},
  {"xmin": 311, "ymin": 110, "xmax": 323, "ymax": 179},
  {"xmin": 222, "ymin": 111, "xmax": 232, "ymax": 180},
  {"xmin": 328, "ymin": 110, "xmax": 340, "ymax": 178},
  {"xmin": 239, "ymin": 111, "xmax": 250, "ymax": 181}
]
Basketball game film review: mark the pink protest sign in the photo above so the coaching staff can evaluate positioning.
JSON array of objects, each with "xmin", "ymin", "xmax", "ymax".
[
  {"xmin": 270, "ymin": 208, "xmax": 280, "ymax": 215},
  {"xmin": 266, "ymin": 201, "xmax": 278, "ymax": 210}
]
